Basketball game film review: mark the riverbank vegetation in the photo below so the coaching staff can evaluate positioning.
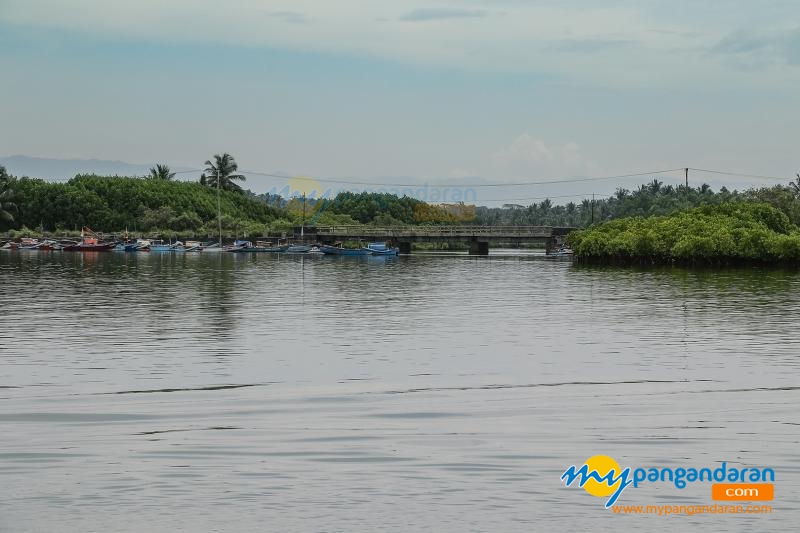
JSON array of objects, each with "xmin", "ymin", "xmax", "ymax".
[
  {"xmin": 568, "ymin": 202, "xmax": 800, "ymax": 264},
  {"xmin": 4, "ymin": 156, "xmax": 800, "ymax": 248}
]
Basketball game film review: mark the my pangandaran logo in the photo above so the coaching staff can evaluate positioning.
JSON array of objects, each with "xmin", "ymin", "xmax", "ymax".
[{"xmin": 561, "ymin": 456, "xmax": 775, "ymax": 508}]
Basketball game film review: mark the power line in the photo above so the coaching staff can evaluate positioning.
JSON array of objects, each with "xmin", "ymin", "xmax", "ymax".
[
  {"xmin": 492, "ymin": 192, "xmax": 613, "ymax": 202},
  {"xmin": 687, "ymin": 167, "xmax": 787, "ymax": 181},
  {"xmin": 238, "ymin": 168, "xmax": 686, "ymax": 188}
]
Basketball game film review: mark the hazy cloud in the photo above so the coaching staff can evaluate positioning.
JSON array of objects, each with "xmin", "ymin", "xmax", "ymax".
[
  {"xmin": 270, "ymin": 11, "xmax": 307, "ymax": 24},
  {"xmin": 710, "ymin": 28, "xmax": 800, "ymax": 69},
  {"xmin": 548, "ymin": 37, "xmax": 637, "ymax": 53},
  {"xmin": 491, "ymin": 135, "xmax": 596, "ymax": 178},
  {"xmin": 399, "ymin": 8, "xmax": 489, "ymax": 22}
]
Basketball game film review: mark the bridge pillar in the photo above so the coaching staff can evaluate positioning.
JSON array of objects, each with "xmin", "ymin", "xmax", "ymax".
[
  {"xmin": 469, "ymin": 241, "xmax": 489, "ymax": 255},
  {"xmin": 398, "ymin": 242, "xmax": 412, "ymax": 255}
]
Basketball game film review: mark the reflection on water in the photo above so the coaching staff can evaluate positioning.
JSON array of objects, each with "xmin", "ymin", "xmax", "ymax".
[{"xmin": 1, "ymin": 252, "xmax": 799, "ymax": 531}]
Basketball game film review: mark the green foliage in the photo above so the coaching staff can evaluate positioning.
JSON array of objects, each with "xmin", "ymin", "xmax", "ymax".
[
  {"xmin": 0, "ymin": 165, "xmax": 17, "ymax": 228},
  {"xmin": 568, "ymin": 202, "xmax": 800, "ymax": 264},
  {"xmin": 7, "ymin": 174, "xmax": 281, "ymax": 234},
  {"xmin": 319, "ymin": 192, "xmax": 423, "ymax": 225}
]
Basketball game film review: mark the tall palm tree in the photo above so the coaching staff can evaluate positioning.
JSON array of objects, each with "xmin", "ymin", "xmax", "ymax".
[
  {"xmin": 149, "ymin": 164, "xmax": 175, "ymax": 180},
  {"xmin": 203, "ymin": 154, "xmax": 246, "ymax": 192},
  {"xmin": 203, "ymin": 154, "xmax": 246, "ymax": 246},
  {"xmin": 0, "ymin": 166, "xmax": 17, "ymax": 226},
  {"xmin": 790, "ymin": 174, "xmax": 800, "ymax": 195}
]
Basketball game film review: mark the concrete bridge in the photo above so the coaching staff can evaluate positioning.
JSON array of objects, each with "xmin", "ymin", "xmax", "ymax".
[{"xmin": 294, "ymin": 225, "xmax": 575, "ymax": 255}]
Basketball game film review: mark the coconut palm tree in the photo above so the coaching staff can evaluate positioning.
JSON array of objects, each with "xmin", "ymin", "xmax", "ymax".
[
  {"xmin": 790, "ymin": 174, "xmax": 800, "ymax": 196},
  {"xmin": 149, "ymin": 164, "xmax": 175, "ymax": 180},
  {"xmin": 203, "ymin": 153, "xmax": 246, "ymax": 192},
  {"xmin": 203, "ymin": 154, "xmax": 247, "ymax": 246},
  {"xmin": 0, "ymin": 166, "xmax": 17, "ymax": 226}
]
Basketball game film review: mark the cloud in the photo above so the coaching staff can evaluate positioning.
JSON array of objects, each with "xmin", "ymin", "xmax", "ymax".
[
  {"xmin": 1, "ymin": 1, "xmax": 799, "ymax": 89},
  {"xmin": 548, "ymin": 37, "xmax": 637, "ymax": 53},
  {"xmin": 710, "ymin": 27, "xmax": 800, "ymax": 68},
  {"xmin": 270, "ymin": 11, "xmax": 307, "ymax": 24},
  {"xmin": 491, "ymin": 134, "xmax": 596, "ymax": 177},
  {"xmin": 399, "ymin": 8, "xmax": 489, "ymax": 22}
]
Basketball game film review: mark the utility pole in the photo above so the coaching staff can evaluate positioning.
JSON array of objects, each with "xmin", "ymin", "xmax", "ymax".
[
  {"xmin": 217, "ymin": 169, "xmax": 222, "ymax": 247},
  {"xmin": 591, "ymin": 194, "xmax": 595, "ymax": 225},
  {"xmin": 685, "ymin": 168, "xmax": 689, "ymax": 188},
  {"xmin": 301, "ymin": 193, "xmax": 306, "ymax": 240}
]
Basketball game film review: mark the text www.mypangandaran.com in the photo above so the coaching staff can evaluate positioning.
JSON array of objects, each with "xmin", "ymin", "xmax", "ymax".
[{"xmin": 612, "ymin": 504, "xmax": 772, "ymax": 515}]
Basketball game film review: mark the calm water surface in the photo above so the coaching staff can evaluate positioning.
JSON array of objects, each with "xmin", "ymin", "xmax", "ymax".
[{"xmin": 1, "ymin": 251, "xmax": 799, "ymax": 532}]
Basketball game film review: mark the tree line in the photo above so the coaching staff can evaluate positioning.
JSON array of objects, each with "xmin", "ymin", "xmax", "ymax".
[{"xmin": 3, "ymin": 156, "xmax": 800, "ymax": 236}]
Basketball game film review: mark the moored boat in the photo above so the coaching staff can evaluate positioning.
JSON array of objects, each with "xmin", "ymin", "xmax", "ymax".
[
  {"xmin": 234, "ymin": 240, "xmax": 290, "ymax": 253},
  {"xmin": 113, "ymin": 241, "xmax": 141, "ymax": 252},
  {"xmin": 198, "ymin": 242, "xmax": 224, "ymax": 252},
  {"xmin": 148, "ymin": 241, "xmax": 174, "ymax": 252},
  {"xmin": 62, "ymin": 240, "xmax": 115, "ymax": 252},
  {"xmin": 319, "ymin": 244, "xmax": 370, "ymax": 256},
  {"xmin": 364, "ymin": 242, "xmax": 399, "ymax": 256},
  {"xmin": 546, "ymin": 246, "xmax": 574, "ymax": 256},
  {"xmin": 286, "ymin": 244, "xmax": 312, "ymax": 254},
  {"xmin": 61, "ymin": 228, "xmax": 114, "ymax": 251}
]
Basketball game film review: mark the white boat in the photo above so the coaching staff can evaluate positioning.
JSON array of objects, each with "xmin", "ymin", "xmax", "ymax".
[
  {"xmin": 200, "ymin": 243, "xmax": 223, "ymax": 253},
  {"xmin": 547, "ymin": 246, "xmax": 574, "ymax": 256},
  {"xmin": 286, "ymin": 244, "xmax": 312, "ymax": 254}
]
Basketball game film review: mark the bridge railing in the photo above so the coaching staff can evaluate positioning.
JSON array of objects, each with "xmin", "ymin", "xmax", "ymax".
[{"xmin": 310, "ymin": 225, "xmax": 562, "ymax": 238}]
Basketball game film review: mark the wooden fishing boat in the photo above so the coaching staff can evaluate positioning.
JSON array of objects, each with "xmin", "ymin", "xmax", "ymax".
[
  {"xmin": 148, "ymin": 241, "xmax": 174, "ymax": 252},
  {"xmin": 286, "ymin": 244, "xmax": 312, "ymax": 254},
  {"xmin": 319, "ymin": 244, "xmax": 370, "ymax": 256},
  {"xmin": 61, "ymin": 239, "xmax": 115, "ymax": 252},
  {"xmin": 235, "ymin": 241, "xmax": 291, "ymax": 253},
  {"xmin": 62, "ymin": 229, "xmax": 114, "ymax": 251},
  {"xmin": 364, "ymin": 242, "xmax": 399, "ymax": 256},
  {"xmin": 113, "ymin": 241, "xmax": 141, "ymax": 252}
]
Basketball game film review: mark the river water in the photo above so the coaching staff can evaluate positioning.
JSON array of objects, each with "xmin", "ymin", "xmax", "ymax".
[{"xmin": 1, "ymin": 251, "xmax": 798, "ymax": 532}]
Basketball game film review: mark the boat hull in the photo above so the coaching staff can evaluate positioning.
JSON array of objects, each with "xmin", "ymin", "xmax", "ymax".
[
  {"xmin": 286, "ymin": 245, "xmax": 312, "ymax": 254},
  {"xmin": 319, "ymin": 245, "xmax": 370, "ymax": 256},
  {"xmin": 364, "ymin": 242, "xmax": 400, "ymax": 256},
  {"xmin": 62, "ymin": 243, "xmax": 115, "ymax": 252},
  {"xmin": 235, "ymin": 245, "xmax": 290, "ymax": 253}
]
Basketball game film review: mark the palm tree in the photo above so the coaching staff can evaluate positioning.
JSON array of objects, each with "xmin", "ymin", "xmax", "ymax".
[
  {"xmin": 203, "ymin": 154, "xmax": 246, "ymax": 246},
  {"xmin": 149, "ymin": 164, "xmax": 175, "ymax": 180},
  {"xmin": 790, "ymin": 174, "xmax": 800, "ymax": 195},
  {"xmin": 0, "ymin": 166, "xmax": 17, "ymax": 226},
  {"xmin": 203, "ymin": 153, "xmax": 246, "ymax": 192},
  {"xmin": 647, "ymin": 179, "xmax": 663, "ymax": 194}
]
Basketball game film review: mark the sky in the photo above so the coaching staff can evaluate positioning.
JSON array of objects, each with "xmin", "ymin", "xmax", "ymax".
[{"xmin": 1, "ymin": 0, "xmax": 799, "ymax": 205}]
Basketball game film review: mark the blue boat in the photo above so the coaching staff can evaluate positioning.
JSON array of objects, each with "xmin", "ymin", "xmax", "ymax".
[
  {"xmin": 364, "ymin": 242, "xmax": 399, "ymax": 256},
  {"xmin": 113, "ymin": 242, "xmax": 140, "ymax": 252},
  {"xmin": 149, "ymin": 243, "xmax": 174, "ymax": 252},
  {"xmin": 319, "ymin": 244, "xmax": 370, "ymax": 256}
]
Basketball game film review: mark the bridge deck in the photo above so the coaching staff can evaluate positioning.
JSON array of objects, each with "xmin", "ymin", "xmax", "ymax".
[{"xmin": 307, "ymin": 225, "xmax": 574, "ymax": 241}]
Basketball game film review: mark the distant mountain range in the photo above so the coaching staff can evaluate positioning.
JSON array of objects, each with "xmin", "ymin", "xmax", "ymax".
[{"xmin": 0, "ymin": 155, "xmax": 197, "ymax": 180}]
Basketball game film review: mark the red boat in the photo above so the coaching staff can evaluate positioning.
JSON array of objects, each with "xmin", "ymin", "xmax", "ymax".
[{"xmin": 61, "ymin": 227, "xmax": 115, "ymax": 252}]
